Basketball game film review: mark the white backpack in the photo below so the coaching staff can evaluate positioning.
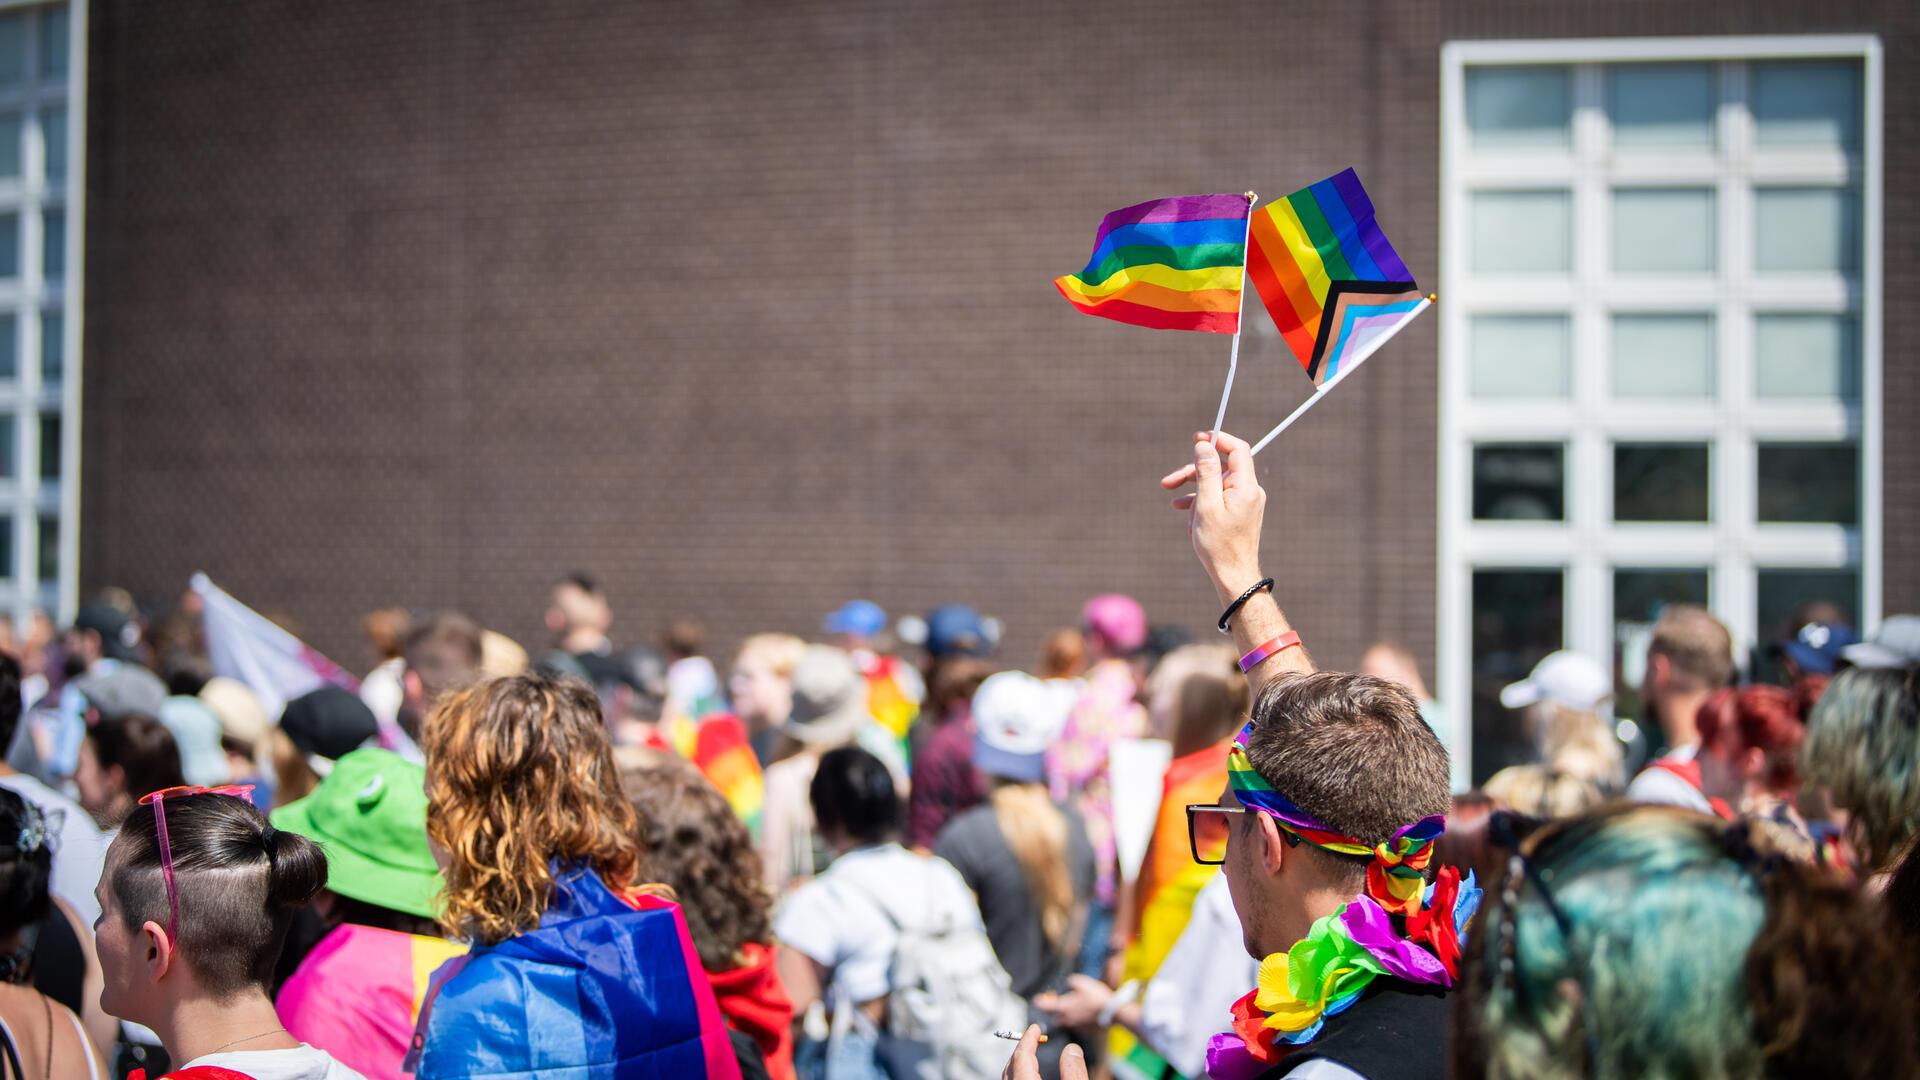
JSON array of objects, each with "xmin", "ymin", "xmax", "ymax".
[{"xmin": 851, "ymin": 861, "xmax": 1030, "ymax": 1080}]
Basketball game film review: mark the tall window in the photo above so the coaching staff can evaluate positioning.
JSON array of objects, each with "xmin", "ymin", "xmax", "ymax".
[
  {"xmin": 0, "ymin": 3, "xmax": 75, "ymax": 622},
  {"xmin": 1439, "ymin": 37, "xmax": 1882, "ymax": 783}
]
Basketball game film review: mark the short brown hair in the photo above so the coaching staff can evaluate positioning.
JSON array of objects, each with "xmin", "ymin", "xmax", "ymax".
[
  {"xmin": 1240, "ymin": 672, "xmax": 1451, "ymax": 883},
  {"xmin": 622, "ymin": 760, "xmax": 772, "ymax": 971},
  {"xmin": 404, "ymin": 611, "xmax": 485, "ymax": 705},
  {"xmin": 1647, "ymin": 604, "xmax": 1734, "ymax": 693},
  {"xmin": 424, "ymin": 672, "xmax": 644, "ymax": 944}
]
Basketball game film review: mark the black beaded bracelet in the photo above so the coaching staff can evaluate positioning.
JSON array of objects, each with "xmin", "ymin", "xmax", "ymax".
[{"xmin": 1217, "ymin": 578, "xmax": 1275, "ymax": 633}]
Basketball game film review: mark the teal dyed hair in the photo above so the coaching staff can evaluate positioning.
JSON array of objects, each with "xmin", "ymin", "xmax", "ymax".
[
  {"xmin": 1473, "ymin": 809, "xmax": 1767, "ymax": 1080},
  {"xmin": 1802, "ymin": 665, "xmax": 1920, "ymax": 870}
]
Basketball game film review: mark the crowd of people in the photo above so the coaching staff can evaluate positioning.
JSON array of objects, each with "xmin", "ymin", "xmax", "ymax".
[{"xmin": 0, "ymin": 430, "xmax": 1915, "ymax": 1079}]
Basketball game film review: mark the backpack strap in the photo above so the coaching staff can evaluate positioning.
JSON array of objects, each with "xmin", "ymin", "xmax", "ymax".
[{"xmin": 1645, "ymin": 758, "xmax": 1736, "ymax": 820}]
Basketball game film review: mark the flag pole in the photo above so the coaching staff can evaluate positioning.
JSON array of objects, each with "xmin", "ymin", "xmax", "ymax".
[
  {"xmin": 1208, "ymin": 191, "xmax": 1258, "ymax": 445},
  {"xmin": 1248, "ymin": 296, "xmax": 1435, "ymax": 456}
]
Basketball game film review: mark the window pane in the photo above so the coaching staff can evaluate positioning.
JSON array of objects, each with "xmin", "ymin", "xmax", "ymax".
[
  {"xmin": 0, "ymin": 114, "xmax": 20, "ymax": 180},
  {"xmin": 1471, "ymin": 314, "xmax": 1570, "ymax": 398},
  {"xmin": 34, "ymin": 515, "xmax": 52, "ymax": 583},
  {"xmin": 1472, "ymin": 190, "xmax": 1571, "ymax": 272},
  {"xmin": 1757, "ymin": 444, "xmax": 1858, "ymax": 525},
  {"xmin": 41, "ymin": 107, "xmax": 63, "ymax": 183},
  {"xmin": 40, "ymin": 209, "xmax": 61, "ymax": 279},
  {"xmin": 0, "ymin": 214, "xmax": 19, "ymax": 279},
  {"xmin": 0, "ymin": 517, "xmax": 13, "ymax": 581},
  {"xmin": 1751, "ymin": 60, "xmax": 1861, "ymax": 150},
  {"xmin": 37, "ymin": 7, "xmax": 66, "ymax": 81},
  {"xmin": 37, "ymin": 412, "xmax": 56, "ymax": 480},
  {"xmin": 1755, "ymin": 188, "xmax": 1858, "ymax": 273},
  {"xmin": 1612, "ymin": 188, "xmax": 1715, "ymax": 273},
  {"xmin": 0, "ymin": 313, "xmax": 17, "ymax": 379},
  {"xmin": 0, "ymin": 414, "xmax": 14, "ymax": 478},
  {"xmin": 39, "ymin": 311, "xmax": 58, "ymax": 382},
  {"xmin": 1612, "ymin": 314, "xmax": 1713, "ymax": 398},
  {"xmin": 0, "ymin": 14, "xmax": 25, "ymax": 88},
  {"xmin": 1466, "ymin": 66, "xmax": 1571, "ymax": 149},
  {"xmin": 1608, "ymin": 63, "xmax": 1715, "ymax": 147},
  {"xmin": 1613, "ymin": 569, "xmax": 1710, "ymax": 725},
  {"xmin": 1473, "ymin": 443, "xmax": 1564, "ymax": 521},
  {"xmin": 1754, "ymin": 314, "xmax": 1858, "ymax": 400},
  {"xmin": 1472, "ymin": 569, "xmax": 1563, "ymax": 785},
  {"xmin": 1614, "ymin": 443, "xmax": 1710, "ymax": 522}
]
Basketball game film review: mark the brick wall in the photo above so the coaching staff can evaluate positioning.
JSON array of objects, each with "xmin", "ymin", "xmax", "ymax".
[{"xmin": 79, "ymin": 0, "xmax": 1915, "ymax": 673}]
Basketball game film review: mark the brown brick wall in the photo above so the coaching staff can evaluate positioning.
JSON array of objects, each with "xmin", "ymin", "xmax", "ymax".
[{"xmin": 79, "ymin": 1, "xmax": 1916, "ymax": 673}]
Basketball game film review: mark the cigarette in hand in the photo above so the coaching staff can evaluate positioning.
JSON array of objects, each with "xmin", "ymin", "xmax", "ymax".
[{"xmin": 994, "ymin": 1030, "xmax": 1049, "ymax": 1043}]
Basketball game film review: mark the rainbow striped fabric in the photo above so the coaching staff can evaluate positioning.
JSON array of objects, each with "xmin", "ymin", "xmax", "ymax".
[
  {"xmin": 1055, "ymin": 194, "xmax": 1252, "ymax": 333},
  {"xmin": 1245, "ymin": 169, "xmax": 1422, "ymax": 386}
]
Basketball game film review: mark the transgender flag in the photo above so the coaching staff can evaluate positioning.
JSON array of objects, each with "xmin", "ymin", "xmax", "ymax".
[{"xmin": 192, "ymin": 572, "xmax": 359, "ymax": 721}]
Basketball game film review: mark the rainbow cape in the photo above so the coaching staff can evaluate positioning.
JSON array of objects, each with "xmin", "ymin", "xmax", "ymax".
[
  {"xmin": 1110, "ymin": 740, "xmax": 1232, "ymax": 1080},
  {"xmin": 1245, "ymin": 168, "xmax": 1423, "ymax": 387},
  {"xmin": 1055, "ymin": 194, "xmax": 1252, "ymax": 333}
]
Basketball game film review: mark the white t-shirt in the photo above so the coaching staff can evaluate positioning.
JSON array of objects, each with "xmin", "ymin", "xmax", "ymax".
[
  {"xmin": 773, "ymin": 842, "xmax": 983, "ymax": 1005},
  {"xmin": 183, "ymin": 1043, "xmax": 367, "ymax": 1080},
  {"xmin": 1626, "ymin": 744, "xmax": 1714, "ymax": 814},
  {"xmin": 1138, "ymin": 874, "xmax": 1261, "ymax": 1079},
  {"xmin": 0, "ymin": 771, "xmax": 105, "ymax": 927}
]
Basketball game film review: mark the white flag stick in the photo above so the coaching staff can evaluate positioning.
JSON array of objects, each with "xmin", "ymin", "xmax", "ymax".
[
  {"xmin": 1208, "ymin": 192, "xmax": 1258, "ymax": 444},
  {"xmin": 1249, "ymin": 297, "xmax": 1432, "ymax": 456}
]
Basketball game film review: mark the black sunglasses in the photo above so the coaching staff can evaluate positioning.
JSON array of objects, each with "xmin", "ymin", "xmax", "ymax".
[{"xmin": 1184, "ymin": 803, "xmax": 1301, "ymax": 866}]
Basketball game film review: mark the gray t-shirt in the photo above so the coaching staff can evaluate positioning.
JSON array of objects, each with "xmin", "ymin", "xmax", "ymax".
[{"xmin": 933, "ymin": 801, "xmax": 1095, "ymax": 1000}]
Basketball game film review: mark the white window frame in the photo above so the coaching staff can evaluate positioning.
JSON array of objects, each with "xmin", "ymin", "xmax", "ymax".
[{"xmin": 1437, "ymin": 34, "xmax": 1884, "ymax": 782}]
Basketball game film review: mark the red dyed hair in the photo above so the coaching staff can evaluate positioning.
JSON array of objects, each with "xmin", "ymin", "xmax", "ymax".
[{"xmin": 1696, "ymin": 685, "xmax": 1806, "ymax": 794}]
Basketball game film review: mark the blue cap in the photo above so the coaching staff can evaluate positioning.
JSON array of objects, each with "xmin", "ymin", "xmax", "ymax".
[
  {"xmin": 925, "ymin": 604, "xmax": 996, "ymax": 658},
  {"xmin": 823, "ymin": 600, "xmax": 888, "ymax": 638},
  {"xmin": 1776, "ymin": 621, "xmax": 1859, "ymax": 676}
]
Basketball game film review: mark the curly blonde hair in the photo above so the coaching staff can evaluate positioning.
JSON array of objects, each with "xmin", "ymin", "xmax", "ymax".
[{"xmin": 424, "ymin": 671, "xmax": 645, "ymax": 944}]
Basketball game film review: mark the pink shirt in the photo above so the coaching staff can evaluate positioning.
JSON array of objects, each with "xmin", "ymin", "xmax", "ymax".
[{"xmin": 276, "ymin": 924, "xmax": 466, "ymax": 1080}]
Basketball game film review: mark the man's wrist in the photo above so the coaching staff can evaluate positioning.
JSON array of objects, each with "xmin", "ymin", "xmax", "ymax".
[{"xmin": 1212, "ymin": 565, "xmax": 1267, "ymax": 606}]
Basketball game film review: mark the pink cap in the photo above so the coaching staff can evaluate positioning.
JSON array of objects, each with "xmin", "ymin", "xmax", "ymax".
[{"xmin": 1082, "ymin": 594, "xmax": 1148, "ymax": 654}]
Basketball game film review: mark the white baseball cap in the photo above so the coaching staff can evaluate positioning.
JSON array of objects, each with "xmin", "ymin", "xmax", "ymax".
[
  {"xmin": 971, "ymin": 671, "xmax": 1068, "ymax": 783},
  {"xmin": 1500, "ymin": 651, "xmax": 1613, "ymax": 712}
]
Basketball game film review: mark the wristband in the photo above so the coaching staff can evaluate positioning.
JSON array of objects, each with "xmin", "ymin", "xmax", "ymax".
[
  {"xmin": 1217, "ymin": 578, "xmax": 1275, "ymax": 633},
  {"xmin": 1239, "ymin": 632, "xmax": 1302, "ymax": 673}
]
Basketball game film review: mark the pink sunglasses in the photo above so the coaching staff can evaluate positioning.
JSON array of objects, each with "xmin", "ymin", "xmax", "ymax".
[{"xmin": 135, "ymin": 784, "xmax": 256, "ymax": 943}]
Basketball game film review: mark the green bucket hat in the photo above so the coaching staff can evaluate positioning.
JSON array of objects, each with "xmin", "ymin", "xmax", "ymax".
[{"xmin": 271, "ymin": 747, "xmax": 442, "ymax": 920}]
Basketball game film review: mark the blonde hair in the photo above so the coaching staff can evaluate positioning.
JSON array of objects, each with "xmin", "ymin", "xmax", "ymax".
[
  {"xmin": 268, "ymin": 727, "xmax": 319, "ymax": 809},
  {"xmin": 1483, "ymin": 764, "xmax": 1604, "ymax": 819},
  {"xmin": 1527, "ymin": 702, "xmax": 1625, "ymax": 790},
  {"xmin": 424, "ymin": 672, "xmax": 652, "ymax": 944},
  {"xmin": 989, "ymin": 782, "xmax": 1078, "ymax": 954},
  {"xmin": 1149, "ymin": 643, "xmax": 1248, "ymax": 756},
  {"xmin": 735, "ymin": 632, "xmax": 805, "ymax": 678}
]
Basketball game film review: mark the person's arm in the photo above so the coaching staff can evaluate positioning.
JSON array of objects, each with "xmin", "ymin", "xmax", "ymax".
[
  {"xmin": 1161, "ymin": 431, "xmax": 1315, "ymax": 694},
  {"xmin": 51, "ymin": 898, "xmax": 116, "ymax": 1057},
  {"xmin": 775, "ymin": 943, "xmax": 826, "ymax": 1018}
]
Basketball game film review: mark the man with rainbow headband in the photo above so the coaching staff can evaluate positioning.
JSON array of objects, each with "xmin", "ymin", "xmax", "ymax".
[{"xmin": 1004, "ymin": 430, "xmax": 1477, "ymax": 1080}]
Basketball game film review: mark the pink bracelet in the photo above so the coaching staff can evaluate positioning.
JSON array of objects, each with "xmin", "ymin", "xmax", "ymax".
[{"xmin": 1239, "ymin": 631, "xmax": 1302, "ymax": 673}]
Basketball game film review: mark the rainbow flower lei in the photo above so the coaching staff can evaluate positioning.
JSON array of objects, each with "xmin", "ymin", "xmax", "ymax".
[{"xmin": 1205, "ymin": 728, "xmax": 1482, "ymax": 1080}]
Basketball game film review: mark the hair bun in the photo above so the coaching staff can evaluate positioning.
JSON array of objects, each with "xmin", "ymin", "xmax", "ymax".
[{"xmin": 263, "ymin": 827, "xmax": 327, "ymax": 909}]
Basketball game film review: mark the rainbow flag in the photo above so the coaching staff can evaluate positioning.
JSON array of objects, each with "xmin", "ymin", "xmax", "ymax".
[
  {"xmin": 1055, "ymin": 194, "xmax": 1252, "ymax": 333},
  {"xmin": 1245, "ymin": 169, "xmax": 1423, "ymax": 386},
  {"xmin": 669, "ymin": 712, "xmax": 765, "ymax": 837}
]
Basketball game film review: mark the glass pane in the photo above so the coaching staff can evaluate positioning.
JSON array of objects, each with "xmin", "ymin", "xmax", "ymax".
[
  {"xmin": 0, "ymin": 517, "xmax": 13, "ymax": 581},
  {"xmin": 1613, "ymin": 569, "xmax": 1711, "ymax": 729},
  {"xmin": 0, "ymin": 414, "xmax": 14, "ymax": 478},
  {"xmin": 1755, "ymin": 188, "xmax": 1858, "ymax": 273},
  {"xmin": 1757, "ymin": 444, "xmax": 1858, "ymax": 525},
  {"xmin": 0, "ymin": 214, "xmax": 19, "ymax": 279},
  {"xmin": 1611, "ymin": 314, "xmax": 1713, "ymax": 398},
  {"xmin": 1472, "ymin": 190, "xmax": 1571, "ymax": 272},
  {"xmin": 1612, "ymin": 188, "xmax": 1715, "ymax": 273},
  {"xmin": 1473, "ymin": 443, "xmax": 1564, "ymax": 521},
  {"xmin": 0, "ymin": 313, "xmax": 17, "ymax": 379},
  {"xmin": 34, "ymin": 515, "xmax": 52, "ymax": 583},
  {"xmin": 1608, "ymin": 63, "xmax": 1715, "ymax": 147},
  {"xmin": 1754, "ymin": 314, "xmax": 1858, "ymax": 400},
  {"xmin": 40, "ymin": 209, "xmax": 61, "ymax": 279},
  {"xmin": 37, "ymin": 7, "xmax": 67, "ymax": 81},
  {"xmin": 1472, "ymin": 569, "xmax": 1563, "ymax": 785},
  {"xmin": 1471, "ymin": 314, "xmax": 1570, "ymax": 398},
  {"xmin": 0, "ymin": 114, "xmax": 21, "ymax": 180},
  {"xmin": 1614, "ymin": 443, "xmax": 1710, "ymax": 522},
  {"xmin": 0, "ymin": 14, "xmax": 25, "ymax": 88},
  {"xmin": 1466, "ymin": 66, "xmax": 1571, "ymax": 149},
  {"xmin": 41, "ymin": 107, "xmax": 63, "ymax": 183},
  {"xmin": 36, "ymin": 412, "xmax": 56, "ymax": 480},
  {"xmin": 1751, "ymin": 60, "xmax": 1861, "ymax": 150},
  {"xmin": 38, "ymin": 311, "xmax": 57, "ymax": 381}
]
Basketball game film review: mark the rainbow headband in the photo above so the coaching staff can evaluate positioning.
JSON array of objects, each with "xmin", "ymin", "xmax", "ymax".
[{"xmin": 1227, "ymin": 722, "xmax": 1444, "ymax": 863}]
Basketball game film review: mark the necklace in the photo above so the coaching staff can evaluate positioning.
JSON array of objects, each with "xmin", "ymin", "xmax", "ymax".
[{"xmin": 198, "ymin": 1027, "xmax": 288, "ymax": 1057}]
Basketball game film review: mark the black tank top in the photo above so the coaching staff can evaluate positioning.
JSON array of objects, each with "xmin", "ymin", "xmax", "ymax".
[{"xmin": 1258, "ymin": 981, "xmax": 1451, "ymax": 1080}]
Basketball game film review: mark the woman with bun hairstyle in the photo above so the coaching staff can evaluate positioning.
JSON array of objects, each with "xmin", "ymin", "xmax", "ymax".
[
  {"xmin": 412, "ymin": 672, "xmax": 740, "ymax": 1079},
  {"xmin": 93, "ymin": 785, "xmax": 359, "ymax": 1078}
]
